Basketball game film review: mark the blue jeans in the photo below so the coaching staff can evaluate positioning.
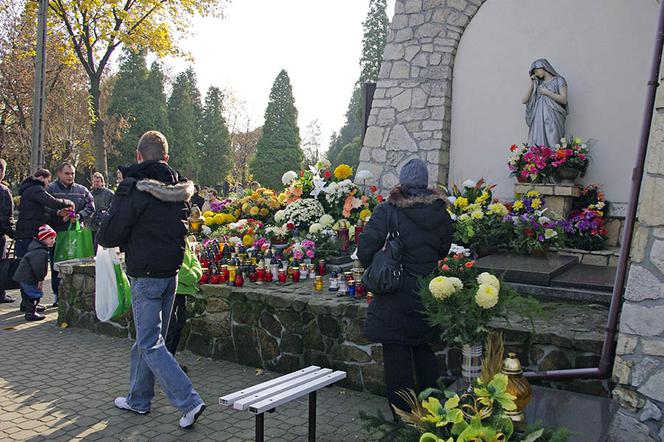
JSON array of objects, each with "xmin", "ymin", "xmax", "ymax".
[
  {"xmin": 125, "ymin": 276, "xmax": 203, "ymax": 414},
  {"xmin": 20, "ymin": 283, "xmax": 43, "ymax": 299},
  {"xmin": 48, "ymin": 246, "xmax": 59, "ymax": 303}
]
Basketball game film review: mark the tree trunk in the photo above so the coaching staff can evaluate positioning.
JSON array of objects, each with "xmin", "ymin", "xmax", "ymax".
[{"xmin": 90, "ymin": 75, "xmax": 108, "ymax": 180}]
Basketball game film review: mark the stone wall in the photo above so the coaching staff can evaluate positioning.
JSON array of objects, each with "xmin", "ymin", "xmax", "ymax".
[
  {"xmin": 58, "ymin": 263, "xmax": 609, "ymax": 397},
  {"xmin": 358, "ymin": 0, "xmax": 486, "ymax": 192},
  {"xmin": 609, "ymin": 56, "xmax": 664, "ymax": 441}
]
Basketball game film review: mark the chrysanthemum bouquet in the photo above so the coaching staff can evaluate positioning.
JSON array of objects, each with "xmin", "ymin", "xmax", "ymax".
[
  {"xmin": 420, "ymin": 253, "xmax": 539, "ymax": 346},
  {"xmin": 281, "ymin": 198, "xmax": 326, "ymax": 231},
  {"xmin": 506, "ymin": 192, "xmax": 563, "ymax": 254},
  {"xmin": 232, "ymin": 188, "xmax": 281, "ymax": 222}
]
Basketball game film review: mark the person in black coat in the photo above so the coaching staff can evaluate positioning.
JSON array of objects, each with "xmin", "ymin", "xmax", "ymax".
[
  {"xmin": 0, "ymin": 159, "xmax": 16, "ymax": 303},
  {"xmin": 358, "ymin": 158, "xmax": 452, "ymax": 416}
]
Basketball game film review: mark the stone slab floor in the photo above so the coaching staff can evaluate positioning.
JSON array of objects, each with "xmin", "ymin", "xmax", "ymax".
[{"xmin": 0, "ymin": 280, "xmax": 392, "ymax": 441}]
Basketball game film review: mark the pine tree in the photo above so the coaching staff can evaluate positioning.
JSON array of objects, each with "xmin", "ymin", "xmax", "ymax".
[
  {"xmin": 199, "ymin": 86, "xmax": 232, "ymax": 186},
  {"xmin": 108, "ymin": 50, "xmax": 172, "ymax": 170},
  {"xmin": 359, "ymin": 0, "xmax": 389, "ymax": 84},
  {"xmin": 251, "ymin": 70, "xmax": 302, "ymax": 189},
  {"xmin": 327, "ymin": 0, "xmax": 389, "ymax": 167},
  {"xmin": 168, "ymin": 70, "xmax": 201, "ymax": 179}
]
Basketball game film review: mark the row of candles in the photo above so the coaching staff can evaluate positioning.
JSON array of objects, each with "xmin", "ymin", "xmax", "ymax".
[{"xmin": 196, "ymin": 241, "xmax": 373, "ymax": 303}]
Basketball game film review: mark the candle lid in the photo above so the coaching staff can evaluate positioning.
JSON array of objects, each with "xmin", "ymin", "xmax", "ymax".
[{"xmin": 501, "ymin": 352, "xmax": 523, "ymax": 375}]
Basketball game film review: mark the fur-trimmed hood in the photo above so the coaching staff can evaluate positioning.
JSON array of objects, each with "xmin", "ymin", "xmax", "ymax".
[
  {"xmin": 387, "ymin": 186, "xmax": 449, "ymax": 209},
  {"xmin": 136, "ymin": 179, "xmax": 195, "ymax": 203}
]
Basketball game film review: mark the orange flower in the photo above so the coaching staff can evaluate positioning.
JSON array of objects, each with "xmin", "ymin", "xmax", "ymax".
[
  {"xmin": 377, "ymin": 195, "xmax": 384, "ymax": 202},
  {"xmin": 361, "ymin": 195, "xmax": 369, "ymax": 206},
  {"xmin": 465, "ymin": 261, "xmax": 475, "ymax": 269},
  {"xmin": 342, "ymin": 191, "xmax": 356, "ymax": 218}
]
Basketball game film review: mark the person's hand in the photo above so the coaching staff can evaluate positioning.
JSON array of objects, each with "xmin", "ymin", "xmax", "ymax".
[
  {"xmin": 63, "ymin": 199, "xmax": 75, "ymax": 209},
  {"xmin": 530, "ymin": 75, "xmax": 537, "ymax": 81},
  {"xmin": 56, "ymin": 208, "xmax": 69, "ymax": 217},
  {"xmin": 68, "ymin": 213, "xmax": 80, "ymax": 222},
  {"xmin": 538, "ymin": 86, "xmax": 551, "ymax": 97}
]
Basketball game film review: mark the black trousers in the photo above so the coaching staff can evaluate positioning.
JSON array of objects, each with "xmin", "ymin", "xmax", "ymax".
[
  {"xmin": 382, "ymin": 343, "xmax": 439, "ymax": 413},
  {"xmin": 165, "ymin": 295, "xmax": 187, "ymax": 356}
]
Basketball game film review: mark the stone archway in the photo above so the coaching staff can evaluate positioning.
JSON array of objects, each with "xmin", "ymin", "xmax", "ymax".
[{"xmin": 358, "ymin": 0, "xmax": 487, "ymax": 191}]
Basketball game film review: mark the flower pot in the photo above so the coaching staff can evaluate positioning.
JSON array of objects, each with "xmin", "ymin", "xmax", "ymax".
[
  {"xmin": 461, "ymin": 343, "xmax": 483, "ymax": 386},
  {"xmin": 527, "ymin": 247, "xmax": 549, "ymax": 258},
  {"xmin": 554, "ymin": 167, "xmax": 580, "ymax": 185},
  {"xmin": 516, "ymin": 175, "xmax": 528, "ymax": 183}
]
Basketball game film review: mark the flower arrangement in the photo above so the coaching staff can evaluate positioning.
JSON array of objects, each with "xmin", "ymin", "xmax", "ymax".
[
  {"xmin": 561, "ymin": 185, "xmax": 608, "ymax": 250},
  {"xmin": 506, "ymin": 192, "xmax": 563, "ymax": 254},
  {"xmin": 281, "ymin": 198, "xmax": 326, "ymax": 231},
  {"xmin": 202, "ymin": 211, "xmax": 237, "ymax": 230},
  {"xmin": 215, "ymin": 218, "xmax": 265, "ymax": 242},
  {"xmin": 232, "ymin": 188, "xmax": 281, "ymax": 222},
  {"xmin": 444, "ymin": 178, "xmax": 496, "ymax": 219},
  {"xmin": 421, "ymin": 253, "xmax": 539, "ymax": 346},
  {"xmin": 551, "ymin": 137, "xmax": 590, "ymax": 174},
  {"xmin": 284, "ymin": 239, "xmax": 316, "ymax": 262}
]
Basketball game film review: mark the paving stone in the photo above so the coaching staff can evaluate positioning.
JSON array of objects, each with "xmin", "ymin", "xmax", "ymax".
[{"xmin": 0, "ymin": 280, "xmax": 391, "ymax": 441}]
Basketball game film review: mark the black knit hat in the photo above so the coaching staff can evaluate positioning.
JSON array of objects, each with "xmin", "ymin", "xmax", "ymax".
[{"xmin": 399, "ymin": 158, "xmax": 428, "ymax": 189}]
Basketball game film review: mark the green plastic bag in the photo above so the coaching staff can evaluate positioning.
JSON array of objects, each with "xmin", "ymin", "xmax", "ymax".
[
  {"xmin": 54, "ymin": 220, "xmax": 94, "ymax": 263},
  {"xmin": 95, "ymin": 247, "xmax": 132, "ymax": 321},
  {"xmin": 112, "ymin": 259, "xmax": 132, "ymax": 319}
]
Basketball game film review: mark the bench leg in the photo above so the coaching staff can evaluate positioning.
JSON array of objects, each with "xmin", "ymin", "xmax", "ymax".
[
  {"xmin": 308, "ymin": 391, "xmax": 316, "ymax": 442},
  {"xmin": 255, "ymin": 413, "xmax": 264, "ymax": 442}
]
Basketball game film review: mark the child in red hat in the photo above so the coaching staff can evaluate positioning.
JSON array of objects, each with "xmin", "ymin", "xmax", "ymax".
[{"xmin": 13, "ymin": 224, "xmax": 56, "ymax": 321}]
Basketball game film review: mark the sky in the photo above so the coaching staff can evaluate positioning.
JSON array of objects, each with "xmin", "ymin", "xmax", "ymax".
[{"xmin": 163, "ymin": 0, "xmax": 396, "ymax": 153}]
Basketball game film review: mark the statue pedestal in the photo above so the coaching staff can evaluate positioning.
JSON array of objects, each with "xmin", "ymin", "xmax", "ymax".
[{"xmin": 514, "ymin": 183, "xmax": 581, "ymax": 219}]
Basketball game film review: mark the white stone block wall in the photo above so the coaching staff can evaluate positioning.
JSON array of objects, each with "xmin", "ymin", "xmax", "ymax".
[
  {"xmin": 358, "ymin": 0, "xmax": 486, "ymax": 191},
  {"xmin": 610, "ymin": 54, "xmax": 664, "ymax": 441}
]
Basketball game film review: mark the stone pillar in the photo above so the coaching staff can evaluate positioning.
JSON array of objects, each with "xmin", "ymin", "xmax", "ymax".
[
  {"xmin": 358, "ymin": 0, "xmax": 487, "ymax": 191},
  {"xmin": 609, "ymin": 55, "xmax": 664, "ymax": 441}
]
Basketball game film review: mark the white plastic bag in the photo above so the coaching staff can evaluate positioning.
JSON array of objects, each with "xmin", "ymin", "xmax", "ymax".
[{"xmin": 95, "ymin": 247, "xmax": 121, "ymax": 322}]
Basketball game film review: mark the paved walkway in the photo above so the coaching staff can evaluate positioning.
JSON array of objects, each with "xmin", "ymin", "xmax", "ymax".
[{"xmin": 0, "ymin": 282, "xmax": 392, "ymax": 441}]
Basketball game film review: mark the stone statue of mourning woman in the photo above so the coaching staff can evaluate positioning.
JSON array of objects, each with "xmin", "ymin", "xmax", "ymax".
[{"xmin": 522, "ymin": 58, "xmax": 568, "ymax": 147}]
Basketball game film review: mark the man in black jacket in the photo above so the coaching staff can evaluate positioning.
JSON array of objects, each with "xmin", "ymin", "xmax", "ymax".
[
  {"xmin": 97, "ymin": 130, "xmax": 205, "ymax": 429},
  {"xmin": 0, "ymin": 159, "xmax": 15, "ymax": 303},
  {"xmin": 15, "ymin": 168, "xmax": 73, "ymax": 311},
  {"xmin": 47, "ymin": 161, "xmax": 95, "ymax": 306}
]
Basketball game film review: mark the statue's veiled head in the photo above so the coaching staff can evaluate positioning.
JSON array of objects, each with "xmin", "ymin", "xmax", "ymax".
[{"xmin": 529, "ymin": 58, "xmax": 560, "ymax": 78}]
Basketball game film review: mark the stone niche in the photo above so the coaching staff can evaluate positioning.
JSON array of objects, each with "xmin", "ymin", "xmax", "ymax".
[{"xmin": 58, "ymin": 263, "xmax": 610, "ymax": 397}]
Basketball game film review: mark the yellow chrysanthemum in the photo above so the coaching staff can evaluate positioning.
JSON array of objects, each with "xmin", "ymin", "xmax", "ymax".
[
  {"xmin": 242, "ymin": 202, "xmax": 250, "ymax": 212},
  {"xmin": 476, "ymin": 192, "xmax": 489, "ymax": 204},
  {"xmin": 213, "ymin": 213, "xmax": 226, "ymax": 224},
  {"xmin": 260, "ymin": 208, "xmax": 269, "ymax": 217},
  {"xmin": 204, "ymin": 217, "xmax": 214, "ymax": 226},
  {"xmin": 226, "ymin": 214, "xmax": 237, "ymax": 223},
  {"xmin": 531, "ymin": 198, "xmax": 542, "ymax": 209},
  {"xmin": 249, "ymin": 206, "xmax": 260, "ymax": 216},
  {"xmin": 512, "ymin": 200, "xmax": 524, "ymax": 211},
  {"xmin": 360, "ymin": 208, "xmax": 372, "ymax": 221},
  {"xmin": 459, "ymin": 213, "xmax": 470, "ymax": 222},
  {"xmin": 251, "ymin": 192, "xmax": 260, "ymax": 200},
  {"xmin": 526, "ymin": 190, "xmax": 540, "ymax": 198},
  {"xmin": 477, "ymin": 272, "xmax": 500, "ymax": 290},
  {"xmin": 334, "ymin": 164, "xmax": 353, "ymax": 180},
  {"xmin": 203, "ymin": 211, "xmax": 214, "ymax": 218},
  {"xmin": 277, "ymin": 193, "xmax": 287, "ymax": 204},
  {"xmin": 429, "ymin": 276, "xmax": 458, "ymax": 300},
  {"xmin": 471, "ymin": 210, "xmax": 484, "ymax": 220},
  {"xmin": 475, "ymin": 284, "xmax": 499, "ymax": 309},
  {"xmin": 454, "ymin": 197, "xmax": 469, "ymax": 209},
  {"xmin": 242, "ymin": 235, "xmax": 254, "ymax": 247},
  {"xmin": 488, "ymin": 203, "xmax": 508, "ymax": 217}
]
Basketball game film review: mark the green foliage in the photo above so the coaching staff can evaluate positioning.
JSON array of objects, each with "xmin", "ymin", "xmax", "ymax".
[
  {"xmin": 327, "ymin": 86, "xmax": 362, "ymax": 166},
  {"xmin": 168, "ymin": 68, "xmax": 203, "ymax": 179},
  {"xmin": 251, "ymin": 70, "xmax": 302, "ymax": 189},
  {"xmin": 108, "ymin": 49, "xmax": 172, "ymax": 169},
  {"xmin": 335, "ymin": 136, "xmax": 362, "ymax": 171},
  {"xmin": 359, "ymin": 0, "xmax": 390, "ymax": 84},
  {"xmin": 198, "ymin": 86, "xmax": 232, "ymax": 186}
]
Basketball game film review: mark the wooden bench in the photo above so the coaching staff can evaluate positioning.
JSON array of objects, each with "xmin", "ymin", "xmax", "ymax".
[{"xmin": 219, "ymin": 366, "xmax": 346, "ymax": 442}]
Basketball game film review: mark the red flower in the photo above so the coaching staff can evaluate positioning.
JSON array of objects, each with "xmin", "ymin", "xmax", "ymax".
[
  {"xmin": 286, "ymin": 222, "xmax": 295, "ymax": 231},
  {"xmin": 443, "ymin": 257, "xmax": 449, "ymax": 263},
  {"xmin": 376, "ymin": 195, "xmax": 384, "ymax": 202},
  {"xmin": 300, "ymin": 170, "xmax": 305, "ymax": 177},
  {"xmin": 324, "ymin": 171, "xmax": 332, "ymax": 179},
  {"xmin": 465, "ymin": 261, "xmax": 475, "ymax": 269},
  {"xmin": 524, "ymin": 228, "xmax": 535, "ymax": 237},
  {"xmin": 370, "ymin": 185, "xmax": 378, "ymax": 193},
  {"xmin": 510, "ymin": 144, "xmax": 518, "ymax": 152}
]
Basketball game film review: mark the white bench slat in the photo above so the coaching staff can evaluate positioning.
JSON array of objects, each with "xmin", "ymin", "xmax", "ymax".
[
  {"xmin": 219, "ymin": 366, "xmax": 321, "ymax": 406},
  {"xmin": 247, "ymin": 371, "xmax": 347, "ymax": 414},
  {"xmin": 233, "ymin": 368, "xmax": 333, "ymax": 411}
]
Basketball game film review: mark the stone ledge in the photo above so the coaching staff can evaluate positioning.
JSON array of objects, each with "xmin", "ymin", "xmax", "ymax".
[{"xmin": 514, "ymin": 183, "xmax": 582, "ymax": 197}]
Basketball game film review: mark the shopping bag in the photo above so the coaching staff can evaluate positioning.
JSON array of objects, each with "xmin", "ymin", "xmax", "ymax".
[
  {"xmin": 95, "ymin": 247, "xmax": 131, "ymax": 321},
  {"xmin": 54, "ymin": 220, "xmax": 94, "ymax": 263},
  {"xmin": 0, "ymin": 257, "xmax": 21, "ymax": 290}
]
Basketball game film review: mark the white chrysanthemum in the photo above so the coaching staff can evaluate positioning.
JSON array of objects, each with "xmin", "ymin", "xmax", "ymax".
[
  {"xmin": 201, "ymin": 225, "xmax": 212, "ymax": 235},
  {"xmin": 477, "ymin": 272, "xmax": 500, "ymax": 290},
  {"xmin": 274, "ymin": 210, "xmax": 286, "ymax": 224},
  {"xmin": 309, "ymin": 223, "xmax": 323, "ymax": 234},
  {"xmin": 475, "ymin": 284, "xmax": 499, "ymax": 309},
  {"xmin": 448, "ymin": 277, "xmax": 463, "ymax": 291},
  {"xmin": 429, "ymin": 276, "xmax": 458, "ymax": 300},
  {"xmin": 319, "ymin": 214, "xmax": 334, "ymax": 227},
  {"xmin": 281, "ymin": 171, "xmax": 298, "ymax": 186}
]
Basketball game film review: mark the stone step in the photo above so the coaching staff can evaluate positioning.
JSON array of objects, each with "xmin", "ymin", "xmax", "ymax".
[
  {"xmin": 551, "ymin": 264, "xmax": 616, "ymax": 292},
  {"xmin": 555, "ymin": 247, "xmax": 621, "ymax": 268},
  {"xmin": 510, "ymin": 281, "xmax": 612, "ymax": 306}
]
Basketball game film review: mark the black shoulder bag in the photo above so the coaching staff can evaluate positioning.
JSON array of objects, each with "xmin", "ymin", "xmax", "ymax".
[{"xmin": 361, "ymin": 204, "xmax": 403, "ymax": 295}]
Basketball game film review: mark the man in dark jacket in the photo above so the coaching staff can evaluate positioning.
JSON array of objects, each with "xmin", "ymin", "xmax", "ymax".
[
  {"xmin": 46, "ymin": 161, "xmax": 95, "ymax": 306},
  {"xmin": 15, "ymin": 168, "xmax": 73, "ymax": 311},
  {"xmin": 0, "ymin": 159, "xmax": 15, "ymax": 303},
  {"xmin": 89, "ymin": 171, "xmax": 114, "ymax": 251},
  {"xmin": 97, "ymin": 130, "xmax": 205, "ymax": 429},
  {"xmin": 358, "ymin": 158, "xmax": 452, "ymax": 417}
]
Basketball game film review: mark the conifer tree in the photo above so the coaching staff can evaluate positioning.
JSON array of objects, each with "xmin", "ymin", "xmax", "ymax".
[
  {"xmin": 251, "ymin": 70, "xmax": 302, "ymax": 189},
  {"xmin": 168, "ymin": 70, "xmax": 201, "ymax": 179},
  {"xmin": 199, "ymin": 86, "xmax": 232, "ymax": 186},
  {"xmin": 327, "ymin": 0, "xmax": 389, "ymax": 167}
]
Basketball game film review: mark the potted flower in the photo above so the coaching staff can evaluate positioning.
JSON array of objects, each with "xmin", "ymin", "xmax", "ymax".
[
  {"xmin": 551, "ymin": 137, "xmax": 590, "ymax": 184},
  {"xmin": 506, "ymin": 192, "xmax": 564, "ymax": 256},
  {"xmin": 420, "ymin": 253, "xmax": 540, "ymax": 385},
  {"xmin": 507, "ymin": 144, "xmax": 555, "ymax": 183},
  {"xmin": 561, "ymin": 187, "xmax": 608, "ymax": 251}
]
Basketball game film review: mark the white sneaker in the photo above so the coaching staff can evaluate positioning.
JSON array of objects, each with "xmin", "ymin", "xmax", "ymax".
[
  {"xmin": 114, "ymin": 397, "xmax": 149, "ymax": 415},
  {"xmin": 179, "ymin": 403, "xmax": 205, "ymax": 429}
]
